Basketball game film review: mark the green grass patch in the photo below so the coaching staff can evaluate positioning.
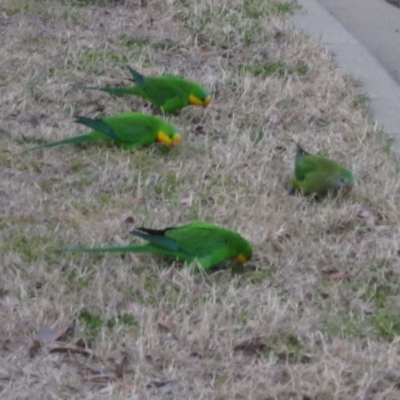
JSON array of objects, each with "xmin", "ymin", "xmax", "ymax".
[
  {"xmin": 243, "ymin": 0, "xmax": 294, "ymax": 18},
  {"xmin": 78, "ymin": 308, "xmax": 103, "ymax": 338}
]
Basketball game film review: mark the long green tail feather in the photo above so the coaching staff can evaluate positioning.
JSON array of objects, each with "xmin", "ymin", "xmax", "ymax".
[
  {"xmin": 24, "ymin": 134, "xmax": 94, "ymax": 151},
  {"xmin": 72, "ymin": 84, "xmax": 142, "ymax": 97},
  {"xmin": 58, "ymin": 244, "xmax": 153, "ymax": 253},
  {"xmin": 58, "ymin": 243, "xmax": 191, "ymax": 262}
]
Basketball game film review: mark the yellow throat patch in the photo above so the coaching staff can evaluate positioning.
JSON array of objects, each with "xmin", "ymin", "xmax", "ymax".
[
  {"xmin": 189, "ymin": 94, "xmax": 211, "ymax": 107},
  {"xmin": 156, "ymin": 131, "xmax": 181, "ymax": 146},
  {"xmin": 233, "ymin": 254, "xmax": 247, "ymax": 264}
]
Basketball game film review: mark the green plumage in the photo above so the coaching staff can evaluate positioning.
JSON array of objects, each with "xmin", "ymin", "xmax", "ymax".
[
  {"xmin": 290, "ymin": 144, "xmax": 355, "ymax": 196},
  {"xmin": 60, "ymin": 222, "xmax": 253, "ymax": 270},
  {"xmin": 25, "ymin": 112, "xmax": 180, "ymax": 151},
  {"xmin": 74, "ymin": 66, "xmax": 211, "ymax": 113}
]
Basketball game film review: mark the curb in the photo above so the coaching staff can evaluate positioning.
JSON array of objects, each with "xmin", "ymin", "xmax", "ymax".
[{"xmin": 291, "ymin": 0, "xmax": 400, "ymax": 153}]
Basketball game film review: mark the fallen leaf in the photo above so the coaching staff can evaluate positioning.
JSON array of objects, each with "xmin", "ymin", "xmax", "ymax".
[
  {"xmin": 275, "ymin": 145, "xmax": 286, "ymax": 152},
  {"xmin": 234, "ymin": 336, "xmax": 268, "ymax": 354},
  {"xmin": 3, "ymin": 340, "xmax": 26, "ymax": 353},
  {"xmin": 157, "ymin": 310, "xmax": 173, "ymax": 331},
  {"xmin": 324, "ymin": 269, "xmax": 351, "ymax": 280},
  {"xmin": 124, "ymin": 216, "xmax": 135, "ymax": 224},
  {"xmin": 82, "ymin": 373, "xmax": 117, "ymax": 383},
  {"xmin": 49, "ymin": 345, "xmax": 92, "ymax": 357},
  {"xmin": 350, "ymin": 266, "xmax": 364, "ymax": 277},
  {"xmin": 73, "ymin": 338, "xmax": 91, "ymax": 349},
  {"xmin": 145, "ymin": 354, "xmax": 154, "ymax": 363},
  {"xmin": 193, "ymin": 125, "xmax": 205, "ymax": 135},
  {"xmin": 115, "ymin": 363, "xmax": 124, "ymax": 379},
  {"xmin": 276, "ymin": 232, "xmax": 291, "ymax": 242},
  {"xmin": 149, "ymin": 380, "xmax": 177, "ymax": 395},
  {"xmin": 113, "ymin": 351, "xmax": 129, "ymax": 378},
  {"xmin": 29, "ymin": 340, "xmax": 41, "ymax": 358},
  {"xmin": 358, "ymin": 208, "xmax": 379, "ymax": 226},
  {"xmin": 36, "ymin": 323, "xmax": 72, "ymax": 343}
]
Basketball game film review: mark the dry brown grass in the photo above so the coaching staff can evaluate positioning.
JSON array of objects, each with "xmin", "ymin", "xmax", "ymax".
[{"xmin": 1, "ymin": 0, "xmax": 400, "ymax": 398}]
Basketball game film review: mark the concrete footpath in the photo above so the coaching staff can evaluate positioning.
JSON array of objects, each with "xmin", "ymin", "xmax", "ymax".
[{"xmin": 291, "ymin": 0, "xmax": 400, "ymax": 152}]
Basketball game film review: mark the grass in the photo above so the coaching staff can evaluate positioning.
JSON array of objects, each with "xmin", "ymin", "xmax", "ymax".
[{"xmin": 1, "ymin": 0, "xmax": 400, "ymax": 398}]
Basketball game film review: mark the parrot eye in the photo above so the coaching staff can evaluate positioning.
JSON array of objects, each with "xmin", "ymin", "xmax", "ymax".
[{"xmin": 340, "ymin": 178, "xmax": 348, "ymax": 185}]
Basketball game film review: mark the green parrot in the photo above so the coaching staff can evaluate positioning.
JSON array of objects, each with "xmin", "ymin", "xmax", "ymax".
[
  {"xmin": 289, "ymin": 144, "xmax": 354, "ymax": 196},
  {"xmin": 25, "ymin": 112, "xmax": 181, "ymax": 151},
  {"xmin": 60, "ymin": 222, "xmax": 252, "ymax": 270},
  {"xmin": 74, "ymin": 66, "xmax": 212, "ymax": 113}
]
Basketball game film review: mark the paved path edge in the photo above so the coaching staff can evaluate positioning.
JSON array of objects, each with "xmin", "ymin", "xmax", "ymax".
[{"xmin": 291, "ymin": 0, "xmax": 400, "ymax": 153}]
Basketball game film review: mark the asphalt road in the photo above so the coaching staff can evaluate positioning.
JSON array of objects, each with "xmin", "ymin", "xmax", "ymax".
[
  {"xmin": 316, "ymin": 0, "xmax": 400, "ymax": 83},
  {"xmin": 292, "ymin": 0, "xmax": 400, "ymax": 152}
]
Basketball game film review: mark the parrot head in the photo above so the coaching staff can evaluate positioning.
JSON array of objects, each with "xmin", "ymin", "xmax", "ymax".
[
  {"xmin": 232, "ymin": 238, "xmax": 253, "ymax": 264},
  {"xmin": 156, "ymin": 123, "xmax": 181, "ymax": 147},
  {"xmin": 188, "ymin": 84, "xmax": 212, "ymax": 108},
  {"xmin": 331, "ymin": 168, "xmax": 355, "ymax": 192}
]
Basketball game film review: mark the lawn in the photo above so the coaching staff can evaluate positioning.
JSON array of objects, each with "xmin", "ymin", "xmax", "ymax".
[{"xmin": 1, "ymin": 0, "xmax": 400, "ymax": 398}]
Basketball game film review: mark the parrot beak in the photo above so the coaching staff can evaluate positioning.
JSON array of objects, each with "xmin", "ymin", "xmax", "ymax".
[
  {"xmin": 171, "ymin": 134, "xmax": 181, "ymax": 147},
  {"xmin": 203, "ymin": 96, "xmax": 212, "ymax": 108},
  {"xmin": 189, "ymin": 94, "xmax": 211, "ymax": 108},
  {"xmin": 156, "ymin": 131, "xmax": 181, "ymax": 147},
  {"xmin": 233, "ymin": 254, "xmax": 247, "ymax": 264}
]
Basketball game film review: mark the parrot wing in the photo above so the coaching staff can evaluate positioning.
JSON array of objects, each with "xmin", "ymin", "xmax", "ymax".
[
  {"xmin": 294, "ymin": 155, "xmax": 321, "ymax": 182},
  {"xmin": 140, "ymin": 77, "xmax": 188, "ymax": 110},
  {"xmin": 127, "ymin": 66, "xmax": 148, "ymax": 93},
  {"xmin": 133, "ymin": 223, "xmax": 241, "ymax": 269},
  {"xmin": 98, "ymin": 113, "xmax": 162, "ymax": 146},
  {"xmin": 74, "ymin": 116, "xmax": 119, "ymax": 140},
  {"xmin": 127, "ymin": 66, "xmax": 182, "ymax": 109}
]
